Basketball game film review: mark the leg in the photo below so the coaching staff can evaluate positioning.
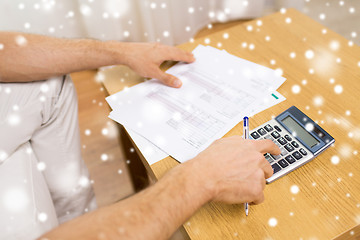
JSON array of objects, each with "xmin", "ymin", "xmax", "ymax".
[
  {"xmin": 0, "ymin": 80, "xmax": 61, "ymax": 238},
  {"xmin": 30, "ymin": 75, "xmax": 97, "ymax": 223},
  {"xmin": 0, "ymin": 142, "xmax": 59, "ymax": 239}
]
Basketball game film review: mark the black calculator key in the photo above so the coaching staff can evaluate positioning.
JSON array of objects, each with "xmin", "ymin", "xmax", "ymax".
[
  {"xmin": 271, "ymin": 163, "xmax": 282, "ymax": 174},
  {"xmin": 284, "ymin": 143, "xmax": 294, "ymax": 152},
  {"xmin": 284, "ymin": 135, "xmax": 292, "ymax": 141},
  {"xmin": 292, "ymin": 151, "xmax": 302, "ymax": 160},
  {"xmin": 264, "ymin": 124, "xmax": 273, "ymax": 132},
  {"xmin": 285, "ymin": 155, "xmax": 296, "ymax": 164},
  {"xmin": 257, "ymin": 128, "xmax": 267, "ymax": 136},
  {"xmin": 277, "ymin": 137, "xmax": 287, "ymax": 145},
  {"xmin": 274, "ymin": 125, "xmax": 282, "ymax": 132},
  {"xmin": 271, "ymin": 131, "xmax": 280, "ymax": 139},
  {"xmin": 278, "ymin": 159, "xmax": 289, "ymax": 168},
  {"xmin": 291, "ymin": 141, "xmax": 299, "ymax": 148},
  {"xmin": 250, "ymin": 132, "xmax": 260, "ymax": 139},
  {"xmin": 299, "ymin": 148, "xmax": 307, "ymax": 156}
]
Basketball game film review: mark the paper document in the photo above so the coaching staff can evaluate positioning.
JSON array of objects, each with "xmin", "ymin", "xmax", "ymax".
[
  {"xmin": 126, "ymin": 129, "xmax": 168, "ymax": 166},
  {"xmin": 106, "ymin": 45, "xmax": 286, "ymax": 163}
]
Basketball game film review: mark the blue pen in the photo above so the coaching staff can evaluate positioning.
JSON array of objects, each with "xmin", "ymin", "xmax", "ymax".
[{"xmin": 243, "ymin": 117, "xmax": 250, "ymax": 216}]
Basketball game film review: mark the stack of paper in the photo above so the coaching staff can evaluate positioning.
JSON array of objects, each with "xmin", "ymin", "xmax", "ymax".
[{"xmin": 106, "ymin": 45, "xmax": 286, "ymax": 164}]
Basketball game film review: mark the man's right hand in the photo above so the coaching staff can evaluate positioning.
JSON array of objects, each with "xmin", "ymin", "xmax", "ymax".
[
  {"xmin": 187, "ymin": 136, "xmax": 281, "ymax": 205},
  {"xmin": 40, "ymin": 135, "xmax": 280, "ymax": 240}
]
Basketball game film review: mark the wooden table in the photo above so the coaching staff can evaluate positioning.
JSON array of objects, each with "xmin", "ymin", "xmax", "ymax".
[{"xmin": 103, "ymin": 9, "xmax": 360, "ymax": 240}]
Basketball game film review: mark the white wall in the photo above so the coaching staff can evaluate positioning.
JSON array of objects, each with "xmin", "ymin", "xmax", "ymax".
[
  {"xmin": 0, "ymin": 0, "xmax": 304, "ymax": 45},
  {"xmin": 0, "ymin": 0, "xmax": 86, "ymax": 38}
]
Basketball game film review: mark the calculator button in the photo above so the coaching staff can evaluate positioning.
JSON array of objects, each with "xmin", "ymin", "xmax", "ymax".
[
  {"xmin": 274, "ymin": 125, "xmax": 282, "ymax": 132},
  {"xmin": 278, "ymin": 159, "xmax": 289, "ymax": 168},
  {"xmin": 277, "ymin": 137, "xmax": 287, "ymax": 145},
  {"xmin": 264, "ymin": 124, "xmax": 273, "ymax": 132},
  {"xmin": 271, "ymin": 163, "xmax": 282, "ymax": 174},
  {"xmin": 271, "ymin": 131, "xmax": 280, "ymax": 139},
  {"xmin": 250, "ymin": 132, "xmax": 260, "ymax": 139},
  {"xmin": 271, "ymin": 154, "xmax": 281, "ymax": 160},
  {"xmin": 265, "ymin": 154, "xmax": 275, "ymax": 164},
  {"xmin": 264, "ymin": 135, "xmax": 272, "ymax": 140},
  {"xmin": 274, "ymin": 140, "xmax": 281, "ymax": 147},
  {"xmin": 257, "ymin": 128, "xmax": 267, "ymax": 136},
  {"xmin": 280, "ymin": 148, "xmax": 288, "ymax": 156},
  {"xmin": 284, "ymin": 143, "xmax": 295, "ymax": 152},
  {"xmin": 291, "ymin": 141, "xmax": 299, "ymax": 148},
  {"xmin": 284, "ymin": 135, "xmax": 292, "ymax": 141},
  {"xmin": 292, "ymin": 151, "xmax": 302, "ymax": 160},
  {"xmin": 285, "ymin": 155, "xmax": 296, "ymax": 164},
  {"xmin": 299, "ymin": 148, "xmax": 308, "ymax": 156}
]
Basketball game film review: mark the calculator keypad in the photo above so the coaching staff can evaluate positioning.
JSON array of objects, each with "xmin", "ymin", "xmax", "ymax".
[
  {"xmin": 250, "ymin": 132, "xmax": 261, "ymax": 139},
  {"xmin": 250, "ymin": 120, "xmax": 312, "ymax": 181},
  {"xmin": 274, "ymin": 125, "xmax": 282, "ymax": 132},
  {"xmin": 284, "ymin": 135, "xmax": 292, "ymax": 141},
  {"xmin": 299, "ymin": 148, "xmax": 307, "ymax": 156},
  {"xmin": 277, "ymin": 137, "xmax": 287, "ymax": 145},
  {"xmin": 264, "ymin": 124, "xmax": 273, "ymax": 132},
  {"xmin": 292, "ymin": 151, "xmax": 302, "ymax": 160},
  {"xmin": 271, "ymin": 131, "xmax": 280, "ymax": 139},
  {"xmin": 257, "ymin": 128, "xmax": 267, "ymax": 136},
  {"xmin": 284, "ymin": 143, "xmax": 294, "ymax": 152},
  {"xmin": 271, "ymin": 163, "xmax": 281, "ymax": 174},
  {"xmin": 291, "ymin": 141, "xmax": 299, "ymax": 148},
  {"xmin": 278, "ymin": 159, "xmax": 289, "ymax": 168},
  {"xmin": 285, "ymin": 155, "xmax": 296, "ymax": 164}
]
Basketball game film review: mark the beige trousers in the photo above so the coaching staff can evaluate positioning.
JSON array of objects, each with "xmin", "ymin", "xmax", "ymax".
[{"xmin": 0, "ymin": 75, "xmax": 97, "ymax": 239}]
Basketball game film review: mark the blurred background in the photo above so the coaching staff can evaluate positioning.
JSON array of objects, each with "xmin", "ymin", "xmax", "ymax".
[
  {"xmin": 0, "ymin": 0, "xmax": 305, "ymax": 45},
  {"xmin": 1, "ymin": 0, "xmax": 359, "ymax": 207}
]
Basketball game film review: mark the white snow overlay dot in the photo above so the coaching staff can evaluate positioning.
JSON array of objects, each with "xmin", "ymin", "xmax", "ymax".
[
  {"xmin": 268, "ymin": 218, "xmax": 278, "ymax": 227},
  {"xmin": 331, "ymin": 155, "xmax": 340, "ymax": 165},
  {"xmin": 292, "ymin": 85, "xmax": 301, "ymax": 94},
  {"xmin": 101, "ymin": 154, "xmax": 108, "ymax": 161},
  {"xmin": 305, "ymin": 50, "xmax": 314, "ymax": 59},
  {"xmin": 38, "ymin": 212, "xmax": 48, "ymax": 222},
  {"xmin": 290, "ymin": 185, "xmax": 300, "ymax": 194},
  {"xmin": 334, "ymin": 85, "xmax": 343, "ymax": 94}
]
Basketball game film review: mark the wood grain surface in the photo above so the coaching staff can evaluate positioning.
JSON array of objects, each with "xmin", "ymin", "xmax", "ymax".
[
  {"xmin": 103, "ymin": 8, "xmax": 360, "ymax": 240},
  {"xmin": 149, "ymin": 9, "xmax": 360, "ymax": 240}
]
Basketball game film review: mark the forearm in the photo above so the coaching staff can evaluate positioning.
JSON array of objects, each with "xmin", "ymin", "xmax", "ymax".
[
  {"xmin": 0, "ymin": 32, "xmax": 127, "ymax": 82},
  {"xmin": 41, "ymin": 159, "xmax": 213, "ymax": 240},
  {"xmin": 40, "ymin": 137, "xmax": 278, "ymax": 239}
]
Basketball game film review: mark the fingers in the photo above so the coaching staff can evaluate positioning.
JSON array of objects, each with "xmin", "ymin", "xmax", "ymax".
[
  {"xmin": 153, "ymin": 69, "xmax": 182, "ymax": 88},
  {"xmin": 246, "ymin": 151, "xmax": 273, "ymax": 180},
  {"xmin": 262, "ymin": 160, "xmax": 274, "ymax": 179},
  {"xmin": 165, "ymin": 46, "xmax": 196, "ymax": 63},
  {"xmin": 248, "ymin": 171, "xmax": 266, "ymax": 204},
  {"xmin": 253, "ymin": 139, "xmax": 281, "ymax": 155},
  {"xmin": 252, "ymin": 145, "xmax": 274, "ymax": 179},
  {"xmin": 251, "ymin": 193, "xmax": 265, "ymax": 205},
  {"xmin": 135, "ymin": 44, "xmax": 195, "ymax": 87}
]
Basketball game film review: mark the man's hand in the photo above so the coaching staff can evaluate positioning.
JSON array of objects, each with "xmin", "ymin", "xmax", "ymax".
[
  {"xmin": 41, "ymin": 136, "xmax": 280, "ymax": 240},
  {"xmin": 120, "ymin": 42, "xmax": 195, "ymax": 88},
  {"xmin": 187, "ymin": 136, "xmax": 281, "ymax": 205},
  {"xmin": 0, "ymin": 32, "xmax": 195, "ymax": 83}
]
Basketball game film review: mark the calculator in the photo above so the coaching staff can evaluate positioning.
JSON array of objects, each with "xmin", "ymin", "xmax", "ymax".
[{"xmin": 249, "ymin": 106, "xmax": 335, "ymax": 183}]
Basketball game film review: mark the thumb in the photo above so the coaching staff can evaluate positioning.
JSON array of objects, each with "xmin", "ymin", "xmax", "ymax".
[{"xmin": 154, "ymin": 69, "xmax": 182, "ymax": 88}]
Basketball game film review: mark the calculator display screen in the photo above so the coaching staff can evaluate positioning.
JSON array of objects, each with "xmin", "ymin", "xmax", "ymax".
[{"xmin": 281, "ymin": 116, "xmax": 319, "ymax": 148}]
